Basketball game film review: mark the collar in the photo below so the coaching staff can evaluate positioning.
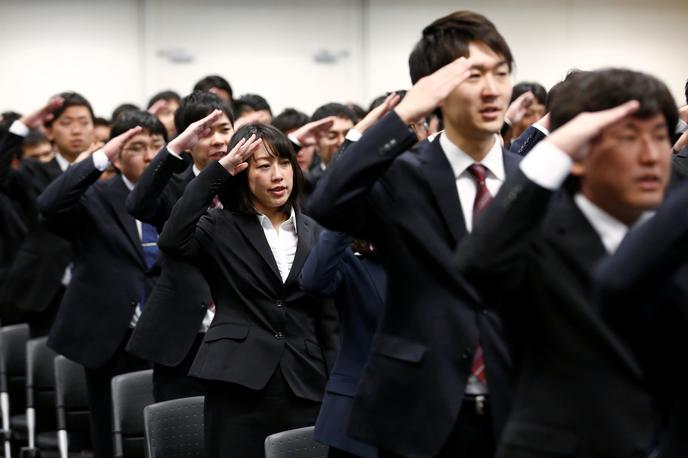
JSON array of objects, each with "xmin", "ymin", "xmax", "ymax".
[
  {"xmin": 121, "ymin": 174, "xmax": 136, "ymax": 191},
  {"xmin": 439, "ymin": 133, "xmax": 505, "ymax": 181},
  {"xmin": 55, "ymin": 153, "xmax": 71, "ymax": 172},
  {"xmin": 192, "ymin": 164, "xmax": 201, "ymax": 176},
  {"xmin": 257, "ymin": 207, "xmax": 298, "ymax": 234},
  {"xmin": 574, "ymin": 193, "xmax": 652, "ymax": 254}
]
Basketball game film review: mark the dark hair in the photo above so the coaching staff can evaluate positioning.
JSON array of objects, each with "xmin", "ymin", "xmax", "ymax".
[
  {"xmin": 511, "ymin": 81, "xmax": 547, "ymax": 105},
  {"xmin": 94, "ymin": 117, "xmax": 110, "ymax": 127},
  {"xmin": 0, "ymin": 111, "xmax": 22, "ymax": 132},
  {"xmin": 545, "ymin": 70, "xmax": 591, "ymax": 112},
  {"xmin": 111, "ymin": 103, "xmax": 140, "ymax": 122},
  {"xmin": 272, "ymin": 108, "xmax": 309, "ymax": 133},
  {"xmin": 549, "ymin": 68, "xmax": 678, "ymax": 136},
  {"xmin": 45, "ymin": 92, "xmax": 95, "ymax": 127},
  {"xmin": 346, "ymin": 103, "xmax": 366, "ymax": 122},
  {"xmin": 684, "ymin": 78, "xmax": 688, "ymax": 105},
  {"xmin": 223, "ymin": 123, "xmax": 303, "ymax": 214},
  {"xmin": 193, "ymin": 75, "xmax": 233, "ymax": 100},
  {"xmin": 233, "ymin": 94, "xmax": 272, "ymax": 117},
  {"xmin": 109, "ymin": 110, "xmax": 168, "ymax": 143},
  {"xmin": 23, "ymin": 129, "xmax": 49, "ymax": 147},
  {"xmin": 174, "ymin": 90, "xmax": 235, "ymax": 134},
  {"xmin": 311, "ymin": 102, "xmax": 356, "ymax": 123},
  {"xmin": 147, "ymin": 90, "xmax": 181, "ymax": 109},
  {"xmin": 408, "ymin": 10, "xmax": 513, "ymax": 84}
]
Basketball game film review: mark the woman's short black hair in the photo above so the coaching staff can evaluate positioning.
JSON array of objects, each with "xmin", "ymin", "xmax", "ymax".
[{"xmin": 223, "ymin": 123, "xmax": 303, "ymax": 215}]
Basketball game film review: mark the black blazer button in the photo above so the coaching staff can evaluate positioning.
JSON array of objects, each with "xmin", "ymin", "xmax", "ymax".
[
  {"xmin": 200, "ymin": 302, "xmax": 207, "ymax": 309},
  {"xmin": 129, "ymin": 300, "xmax": 137, "ymax": 307},
  {"xmin": 461, "ymin": 351, "xmax": 471, "ymax": 361},
  {"xmin": 274, "ymin": 331, "xmax": 284, "ymax": 339},
  {"xmin": 275, "ymin": 300, "xmax": 283, "ymax": 308}
]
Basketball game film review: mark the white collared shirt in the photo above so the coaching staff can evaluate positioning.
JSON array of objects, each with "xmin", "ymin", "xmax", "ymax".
[
  {"xmin": 439, "ymin": 133, "xmax": 506, "ymax": 233},
  {"xmin": 257, "ymin": 208, "xmax": 298, "ymax": 283},
  {"xmin": 54, "ymin": 152, "xmax": 71, "ymax": 172}
]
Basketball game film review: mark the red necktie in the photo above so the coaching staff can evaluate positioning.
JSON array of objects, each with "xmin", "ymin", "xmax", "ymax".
[
  {"xmin": 466, "ymin": 163, "xmax": 493, "ymax": 385},
  {"xmin": 210, "ymin": 196, "xmax": 223, "ymax": 209}
]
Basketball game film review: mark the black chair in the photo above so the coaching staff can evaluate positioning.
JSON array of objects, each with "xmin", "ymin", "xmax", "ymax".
[
  {"xmin": 111, "ymin": 369, "xmax": 153, "ymax": 458},
  {"xmin": 0, "ymin": 323, "xmax": 30, "ymax": 457},
  {"xmin": 143, "ymin": 396, "xmax": 204, "ymax": 458},
  {"xmin": 20, "ymin": 337, "xmax": 59, "ymax": 457},
  {"xmin": 54, "ymin": 356, "xmax": 91, "ymax": 458},
  {"xmin": 264, "ymin": 426, "xmax": 328, "ymax": 458}
]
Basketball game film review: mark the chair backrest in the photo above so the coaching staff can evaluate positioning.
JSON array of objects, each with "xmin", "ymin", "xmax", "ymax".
[
  {"xmin": 111, "ymin": 369, "xmax": 153, "ymax": 458},
  {"xmin": 0, "ymin": 324, "xmax": 29, "ymax": 414},
  {"xmin": 26, "ymin": 337, "xmax": 58, "ymax": 433},
  {"xmin": 54, "ymin": 355, "xmax": 90, "ymax": 450},
  {"xmin": 143, "ymin": 396, "xmax": 204, "ymax": 458},
  {"xmin": 264, "ymin": 426, "xmax": 328, "ymax": 458}
]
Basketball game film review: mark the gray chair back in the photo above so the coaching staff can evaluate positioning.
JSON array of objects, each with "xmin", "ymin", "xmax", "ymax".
[
  {"xmin": 143, "ymin": 396, "xmax": 204, "ymax": 458},
  {"xmin": 111, "ymin": 369, "xmax": 154, "ymax": 458},
  {"xmin": 264, "ymin": 426, "xmax": 328, "ymax": 458}
]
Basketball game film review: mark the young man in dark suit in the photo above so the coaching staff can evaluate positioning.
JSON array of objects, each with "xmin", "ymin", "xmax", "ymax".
[
  {"xmin": 125, "ymin": 91, "xmax": 234, "ymax": 401},
  {"xmin": 309, "ymin": 11, "xmax": 521, "ymax": 457},
  {"xmin": 38, "ymin": 111, "xmax": 167, "ymax": 458},
  {"xmin": 454, "ymin": 69, "xmax": 677, "ymax": 457},
  {"xmin": 1, "ymin": 93, "xmax": 96, "ymax": 336}
]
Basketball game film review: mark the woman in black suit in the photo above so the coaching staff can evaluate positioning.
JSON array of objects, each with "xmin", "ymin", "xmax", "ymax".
[{"xmin": 159, "ymin": 114, "xmax": 338, "ymax": 458}]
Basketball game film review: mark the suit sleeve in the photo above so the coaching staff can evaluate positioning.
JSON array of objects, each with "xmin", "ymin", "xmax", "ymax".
[
  {"xmin": 126, "ymin": 147, "xmax": 189, "ymax": 229},
  {"xmin": 308, "ymin": 111, "xmax": 417, "ymax": 237},
  {"xmin": 0, "ymin": 131, "xmax": 24, "ymax": 188},
  {"xmin": 299, "ymin": 230, "xmax": 353, "ymax": 297},
  {"xmin": 595, "ymin": 180, "xmax": 688, "ymax": 305},
  {"xmin": 36, "ymin": 157, "xmax": 102, "ymax": 234},
  {"xmin": 508, "ymin": 124, "xmax": 548, "ymax": 157},
  {"xmin": 158, "ymin": 161, "xmax": 230, "ymax": 262}
]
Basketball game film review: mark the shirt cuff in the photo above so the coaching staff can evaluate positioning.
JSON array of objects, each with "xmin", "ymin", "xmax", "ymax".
[
  {"xmin": 287, "ymin": 133, "xmax": 301, "ymax": 147},
  {"xmin": 345, "ymin": 129, "xmax": 362, "ymax": 142},
  {"xmin": 519, "ymin": 141, "xmax": 572, "ymax": 190},
  {"xmin": 92, "ymin": 149, "xmax": 110, "ymax": 171},
  {"xmin": 533, "ymin": 123, "xmax": 550, "ymax": 136},
  {"xmin": 9, "ymin": 120, "xmax": 29, "ymax": 137}
]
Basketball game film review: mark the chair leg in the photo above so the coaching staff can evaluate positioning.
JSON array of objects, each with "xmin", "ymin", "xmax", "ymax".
[
  {"xmin": 0, "ymin": 392, "xmax": 10, "ymax": 458},
  {"xmin": 57, "ymin": 429, "xmax": 68, "ymax": 458},
  {"xmin": 26, "ymin": 407, "xmax": 35, "ymax": 449}
]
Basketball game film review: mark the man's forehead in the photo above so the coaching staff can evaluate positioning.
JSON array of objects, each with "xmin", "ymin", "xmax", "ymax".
[
  {"xmin": 57, "ymin": 105, "xmax": 91, "ymax": 119},
  {"xmin": 607, "ymin": 113, "xmax": 667, "ymax": 130}
]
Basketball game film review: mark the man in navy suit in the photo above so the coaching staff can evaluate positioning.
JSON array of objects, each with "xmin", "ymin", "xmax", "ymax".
[
  {"xmin": 310, "ymin": 10, "xmax": 520, "ymax": 457},
  {"xmin": 38, "ymin": 111, "xmax": 166, "ymax": 458}
]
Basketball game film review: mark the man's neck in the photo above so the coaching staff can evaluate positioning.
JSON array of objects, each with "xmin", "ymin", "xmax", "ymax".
[{"xmin": 444, "ymin": 126, "xmax": 496, "ymax": 162}]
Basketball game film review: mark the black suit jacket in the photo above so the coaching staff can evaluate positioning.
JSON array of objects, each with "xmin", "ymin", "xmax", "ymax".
[
  {"xmin": 2, "ymin": 146, "xmax": 72, "ymax": 313},
  {"xmin": 308, "ymin": 112, "xmax": 518, "ymax": 457},
  {"xmin": 595, "ymin": 180, "xmax": 688, "ymax": 458},
  {"xmin": 38, "ymin": 158, "xmax": 158, "ymax": 369},
  {"xmin": 508, "ymin": 124, "xmax": 547, "ymax": 157},
  {"xmin": 125, "ymin": 148, "xmax": 213, "ymax": 367},
  {"xmin": 455, "ymin": 170, "xmax": 655, "ymax": 457},
  {"xmin": 158, "ymin": 161, "xmax": 338, "ymax": 402}
]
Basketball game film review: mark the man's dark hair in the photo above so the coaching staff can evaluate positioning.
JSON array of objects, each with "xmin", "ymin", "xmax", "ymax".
[
  {"xmin": 272, "ymin": 108, "xmax": 309, "ymax": 133},
  {"xmin": 223, "ymin": 123, "xmax": 303, "ymax": 214},
  {"xmin": 193, "ymin": 75, "xmax": 233, "ymax": 100},
  {"xmin": 311, "ymin": 103, "xmax": 356, "ymax": 123},
  {"xmin": 549, "ymin": 68, "xmax": 678, "ymax": 136},
  {"xmin": 45, "ymin": 92, "xmax": 95, "ymax": 128},
  {"xmin": 684, "ymin": 78, "xmax": 688, "ymax": 105},
  {"xmin": 94, "ymin": 117, "xmax": 110, "ymax": 128},
  {"xmin": 111, "ymin": 103, "xmax": 140, "ymax": 123},
  {"xmin": 408, "ymin": 10, "xmax": 513, "ymax": 84},
  {"xmin": 174, "ymin": 90, "xmax": 234, "ymax": 134},
  {"xmin": 147, "ymin": 90, "xmax": 181, "ymax": 109},
  {"xmin": 23, "ymin": 129, "xmax": 49, "ymax": 148},
  {"xmin": 234, "ymin": 94, "xmax": 272, "ymax": 117},
  {"xmin": 545, "ymin": 70, "xmax": 591, "ymax": 112},
  {"xmin": 347, "ymin": 103, "xmax": 365, "ymax": 122},
  {"xmin": 110, "ymin": 110, "xmax": 168, "ymax": 143},
  {"xmin": 511, "ymin": 82, "xmax": 547, "ymax": 105}
]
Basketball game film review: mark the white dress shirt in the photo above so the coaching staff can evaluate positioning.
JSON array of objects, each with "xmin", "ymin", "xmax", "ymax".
[
  {"xmin": 439, "ymin": 133, "xmax": 506, "ymax": 233},
  {"xmin": 257, "ymin": 208, "xmax": 298, "ymax": 283}
]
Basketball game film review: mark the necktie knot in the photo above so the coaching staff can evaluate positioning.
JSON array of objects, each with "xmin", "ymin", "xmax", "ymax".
[{"xmin": 467, "ymin": 163, "xmax": 489, "ymax": 184}]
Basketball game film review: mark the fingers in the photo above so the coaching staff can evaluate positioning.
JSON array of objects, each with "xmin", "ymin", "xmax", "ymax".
[
  {"xmin": 221, "ymin": 134, "xmax": 263, "ymax": 175},
  {"xmin": 103, "ymin": 126, "xmax": 142, "ymax": 160},
  {"xmin": 148, "ymin": 99, "xmax": 168, "ymax": 116},
  {"xmin": 45, "ymin": 96, "xmax": 65, "ymax": 113},
  {"xmin": 593, "ymin": 100, "xmax": 640, "ymax": 128}
]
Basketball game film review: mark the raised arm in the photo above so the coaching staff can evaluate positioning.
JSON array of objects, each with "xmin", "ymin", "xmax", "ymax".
[
  {"xmin": 158, "ymin": 131, "xmax": 260, "ymax": 260},
  {"xmin": 38, "ymin": 126, "xmax": 142, "ymax": 232},
  {"xmin": 299, "ymin": 230, "xmax": 354, "ymax": 297},
  {"xmin": 309, "ymin": 57, "xmax": 473, "ymax": 236}
]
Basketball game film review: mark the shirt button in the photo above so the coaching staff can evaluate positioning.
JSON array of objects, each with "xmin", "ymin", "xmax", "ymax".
[
  {"xmin": 274, "ymin": 332, "xmax": 284, "ymax": 339},
  {"xmin": 275, "ymin": 300, "xmax": 283, "ymax": 308}
]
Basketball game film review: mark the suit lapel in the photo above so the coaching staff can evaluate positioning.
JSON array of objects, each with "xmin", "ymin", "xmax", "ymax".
[
  {"xmin": 284, "ymin": 214, "xmax": 312, "ymax": 287},
  {"xmin": 102, "ymin": 176, "xmax": 145, "ymax": 267},
  {"xmin": 502, "ymin": 148, "xmax": 521, "ymax": 175},
  {"xmin": 418, "ymin": 138, "xmax": 466, "ymax": 244},
  {"xmin": 232, "ymin": 212, "xmax": 282, "ymax": 283}
]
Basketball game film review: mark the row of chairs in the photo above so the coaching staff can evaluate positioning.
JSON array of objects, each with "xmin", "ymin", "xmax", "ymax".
[{"xmin": 0, "ymin": 323, "xmax": 329, "ymax": 457}]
